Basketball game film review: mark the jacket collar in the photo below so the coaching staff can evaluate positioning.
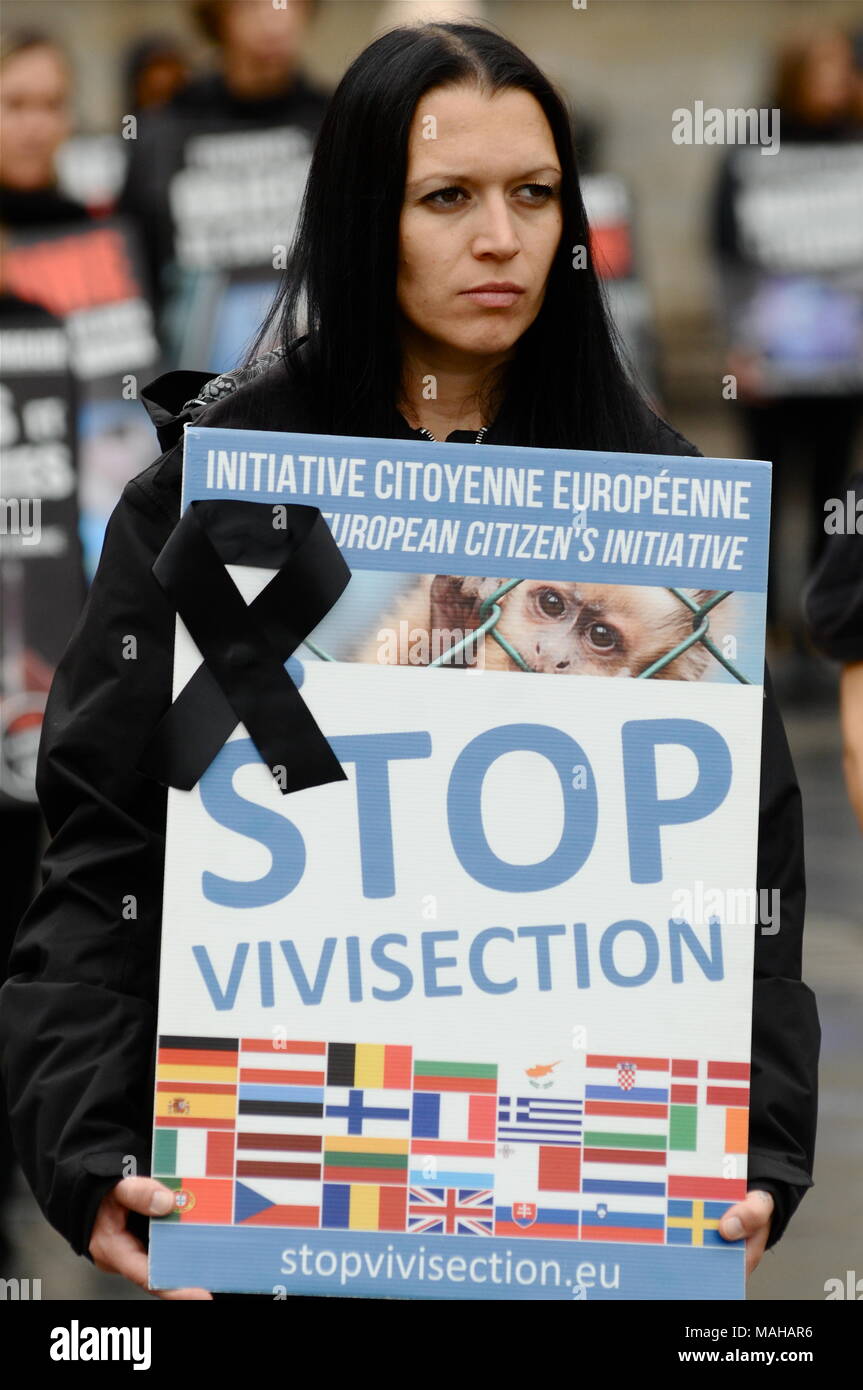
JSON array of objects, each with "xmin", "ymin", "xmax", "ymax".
[
  {"xmin": 140, "ymin": 335, "xmax": 500, "ymax": 452},
  {"xmin": 139, "ymin": 369, "xmax": 219, "ymax": 452}
]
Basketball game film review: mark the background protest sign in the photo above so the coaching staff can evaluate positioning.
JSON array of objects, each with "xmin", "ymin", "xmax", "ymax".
[
  {"xmin": 3, "ymin": 218, "xmax": 162, "ymax": 578},
  {"xmin": 122, "ymin": 111, "xmax": 315, "ymax": 372},
  {"xmin": 148, "ymin": 425, "xmax": 770, "ymax": 1300},
  {"xmin": 582, "ymin": 172, "xmax": 659, "ymax": 398},
  {"xmin": 719, "ymin": 142, "xmax": 863, "ymax": 395},
  {"xmin": 167, "ymin": 121, "xmax": 313, "ymax": 273},
  {"xmin": 0, "ymin": 298, "xmax": 85, "ymax": 806}
]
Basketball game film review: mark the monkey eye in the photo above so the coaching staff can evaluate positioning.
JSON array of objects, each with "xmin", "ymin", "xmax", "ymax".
[
  {"xmin": 584, "ymin": 621, "xmax": 621, "ymax": 652},
  {"xmin": 535, "ymin": 587, "xmax": 567, "ymax": 619}
]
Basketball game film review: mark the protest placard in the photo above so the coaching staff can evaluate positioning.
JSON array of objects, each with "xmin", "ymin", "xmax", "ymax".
[
  {"xmin": 3, "ymin": 218, "xmax": 162, "ymax": 578},
  {"xmin": 147, "ymin": 424, "xmax": 769, "ymax": 1300},
  {"xmin": 0, "ymin": 300, "xmax": 84, "ymax": 805},
  {"xmin": 721, "ymin": 143, "xmax": 863, "ymax": 395}
]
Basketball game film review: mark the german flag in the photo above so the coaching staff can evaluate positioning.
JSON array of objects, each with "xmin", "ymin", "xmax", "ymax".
[{"xmin": 157, "ymin": 1035, "xmax": 238, "ymax": 1084}]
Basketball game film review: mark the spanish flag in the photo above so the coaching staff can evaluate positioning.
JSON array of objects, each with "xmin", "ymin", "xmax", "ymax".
[{"xmin": 155, "ymin": 1081, "xmax": 237, "ymax": 1128}]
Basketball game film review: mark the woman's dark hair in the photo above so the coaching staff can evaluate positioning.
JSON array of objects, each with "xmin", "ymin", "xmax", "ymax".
[
  {"xmin": 191, "ymin": 0, "xmax": 322, "ymax": 45},
  {"xmin": 123, "ymin": 34, "xmax": 189, "ymax": 112},
  {"xmin": 769, "ymin": 26, "xmax": 855, "ymax": 126},
  {"xmin": 246, "ymin": 21, "xmax": 650, "ymax": 451},
  {"xmin": 0, "ymin": 28, "xmax": 69, "ymax": 69}
]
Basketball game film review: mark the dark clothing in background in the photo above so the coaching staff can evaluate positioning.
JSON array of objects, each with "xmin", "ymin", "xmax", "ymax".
[
  {"xmin": 116, "ymin": 70, "xmax": 329, "ymax": 308},
  {"xmin": 743, "ymin": 396, "xmax": 861, "ymax": 619},
  {"xmin": 711, "ymin": 117, "xmax": 862, "ymax": 265},
  {"xmin": 0, "ymin": 805, "xmax": 44, "ymax": 1265},
  {"xmin": 0, "ymin": 185, "xmax": 91, "ymax": 229},
  {"xmin": 710, "ymin": 132, "xmax": 863, "ymax": 627},
  {"xmin": 169, "ymin": 69, "xmax": 327, "ymax": 122},
  {"xmin": 0, "ymin": 283, "xmax": 86, "ymax": 1262},
  {"xmin": 805, "ymin": 471, "xmax": 863, "ymax": 662},
  {"xmin": 0, "ymin": 337, "xmax": 820, "ymax": 1273}
]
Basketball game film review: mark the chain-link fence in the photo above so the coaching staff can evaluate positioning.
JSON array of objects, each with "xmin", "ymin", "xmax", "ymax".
[{"xmin": 303, "ymin": 582, "xmax": 749, "ymax": 683}]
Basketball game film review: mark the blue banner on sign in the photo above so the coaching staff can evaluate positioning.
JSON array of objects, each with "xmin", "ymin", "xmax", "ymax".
[
  {"xmin": 182, "ymin": 427, "xmax": 771, "ymax": 594},
  {"xmin": 150, "ymin": 1223, "xmax": 744, "ymax": 1300}
]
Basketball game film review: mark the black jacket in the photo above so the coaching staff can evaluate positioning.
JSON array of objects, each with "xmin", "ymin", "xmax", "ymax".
[
  {"xmin": 0, "ymin": 338, "xmax": 820, "ymax": 1260},
  {"xmin": 804, "ymin": 472, "xmax": 863, "ymax": 663},
  {"xmin": 116, "ymin": 72, "xmax": 330, "ymax": 306}
]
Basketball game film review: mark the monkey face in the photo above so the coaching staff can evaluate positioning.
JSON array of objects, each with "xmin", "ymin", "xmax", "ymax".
[
  {"xmin": 430, "ymin": 576, "xmax": 718, "ymax": 679},
  {"xmin": 504, "ymin": 581, "xmax": 716, "ymax": 678}
]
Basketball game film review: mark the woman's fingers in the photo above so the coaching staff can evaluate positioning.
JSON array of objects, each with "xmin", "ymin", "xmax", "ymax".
[
  {"xmin": 89, "ymin": 1177, "xmax": 213, "ymax": 1298},
  {"xmin": 718, "ymin": 1188, "xmax": 775, "ymax": 1276},
  {"xmin": 151, "ymin": 1284, "xmax": 215, "ymax": 1300},
  {"xmin": 91, "ymin": 1225, "xmax": 150, "ymax": 1288},
  {"xmin": 111, "ymin": 1176, "xmax": 176, "ymax": 1216},
  {"xmin": 94, "ymin": 1227, "xmax": 213, "ymax": 1299}
]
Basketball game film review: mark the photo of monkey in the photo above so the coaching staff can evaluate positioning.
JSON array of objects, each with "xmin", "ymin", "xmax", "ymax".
[{"xmin": 347, "ymin": 574, "xmax": 744, "ymax": 681}]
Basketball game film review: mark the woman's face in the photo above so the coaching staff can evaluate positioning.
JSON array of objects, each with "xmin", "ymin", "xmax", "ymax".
[
  {"xmin": 397, "ymin": 83, "xmax": 563, "ymax": 364},
  {"xmin": 0, "ymin": 45, "xmax": 72, "ymax": 189},
  {"xmin": 796, "ymin": 32, "xmax": 855, "ymax": 123},
  {"xmin": 221, "ymin": 0, "xmax": 310, "ymax": 66}
]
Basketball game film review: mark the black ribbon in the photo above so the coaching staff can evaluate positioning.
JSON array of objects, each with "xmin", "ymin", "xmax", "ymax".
[{"xmin": 138, "ymin": 500, "xmax": 350, "ymax": 795}]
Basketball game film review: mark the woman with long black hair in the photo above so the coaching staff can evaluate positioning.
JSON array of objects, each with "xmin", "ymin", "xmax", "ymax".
[{"xmin": 0, "ymin": 21, "xmax": 818, "ymax": 1299}]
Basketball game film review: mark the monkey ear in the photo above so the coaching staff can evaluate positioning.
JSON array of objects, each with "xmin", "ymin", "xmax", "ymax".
[{"xmin": 429, "ymin": 575, "xmax": 505, "ymax": 634}]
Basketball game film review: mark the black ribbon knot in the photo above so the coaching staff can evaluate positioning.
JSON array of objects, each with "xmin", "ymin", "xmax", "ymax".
[{"xmin": 137, "ymin": 499, "xmax": 350, "ymax": 795}]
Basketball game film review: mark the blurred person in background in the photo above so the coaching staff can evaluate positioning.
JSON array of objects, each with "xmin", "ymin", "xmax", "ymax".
[
  {"xmin": 2, "ymin": 26, "xmax": 163, "ymax": 600},
  {"xmin": 711, "ymin": 26, "xmax": 863, "ymax": 686},
  {"xmin": 0, "ymin": 271, "xmax": 83, "ymax": 1273},
  {"xmin": 123, "ymin": 34, "xmax": 192, "ymax": 115},
  {"xmin": 0, "ymin": 27, "xmax": 92, "ymax": 900},
  {"xmin": 118, "ymin": 0, "xmax": 329, "ymax": 313},
  {"xmin": 177, "ymin": 0, "xmax": 325, "ymax": 118},
  {"xmin": 0, "ymin": 30, "xmax": 89, "ymax": 228},
  {"xmin": 850, "ymin": 26, "xmax": 863, "ymax": 124},
  {"xmin": 805, "ymin": 472, "xmax": 863, "ymax": 834},
  {"xmin": 0, "ymin": 31, "xmax": 90, "ymax": 1269}
]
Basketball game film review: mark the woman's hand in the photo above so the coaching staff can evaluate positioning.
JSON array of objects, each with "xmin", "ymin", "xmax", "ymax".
[
  {"xmin": 89, "ymin": 1177, "xmax": 213, "ymax": 1299},
  {"xmin": 839, "ymin": 662, "xmax": 863, "ymax": 834},
  {"xmin": 719, "ymin": 1188, "xmax": 775, "ymax": 1277}
]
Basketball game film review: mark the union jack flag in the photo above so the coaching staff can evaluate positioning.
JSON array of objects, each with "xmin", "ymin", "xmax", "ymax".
[{"xmin": 408, "ymin": 1186, "xmax": 494, "ymax": 1236}]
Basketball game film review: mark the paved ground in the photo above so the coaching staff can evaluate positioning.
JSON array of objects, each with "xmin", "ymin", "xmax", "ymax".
[
  {"xmin": 746, "ymin": 686, "xmax": 863, "ymax": 1302},
  {"xmin": 2, "ymin": 663, "xmax": 859, "ymax": 1303}
]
